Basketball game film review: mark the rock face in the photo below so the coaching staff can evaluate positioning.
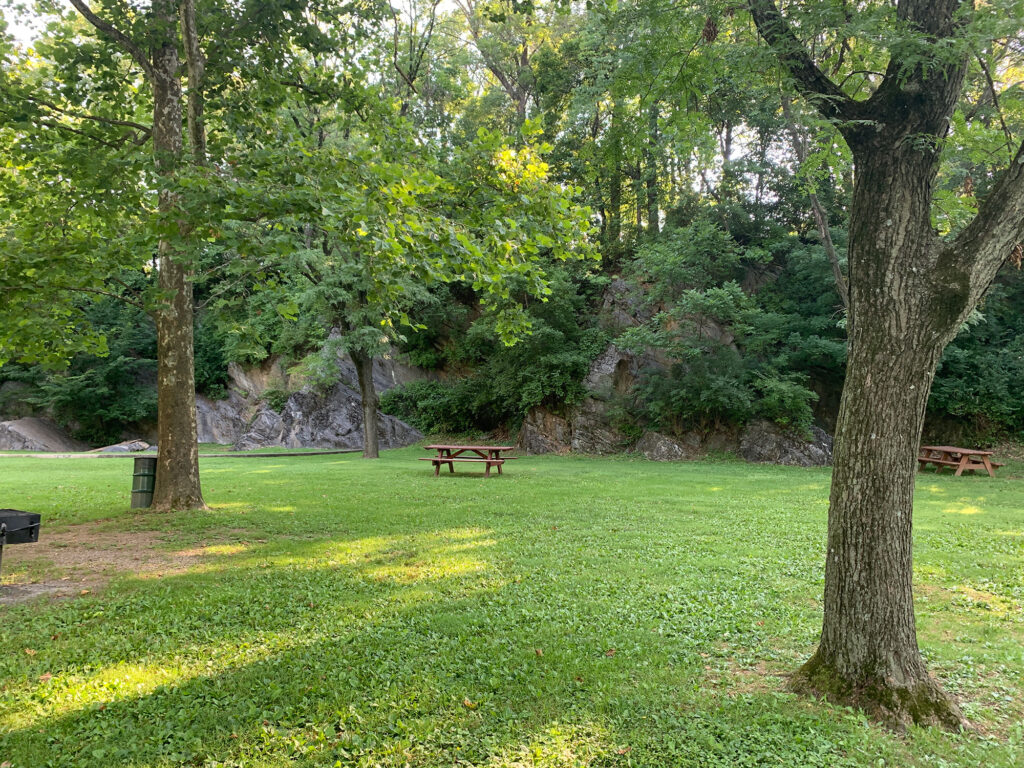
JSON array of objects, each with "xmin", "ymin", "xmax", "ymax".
[
  {"xmin": 517, "ymin": 336, "xmax": 833, "ymax": 466},
  {"xmin": 635, "ymin": 431, "xmax": 699, "ymax": 461},
  {"xmin": 570, "ymin": 398, "xmax": 626, "ymax": 454},
  {"xmin": 739, "ymin": 420, "xmax": 833, "ymax": 467},
  {"xmin": 194, "ymin": 352, "xmax": 427, "ymax": 451},
  {"xmin": 0, "ymin": 381, "xmax": 34, "ymax": 420},
  {"xmin": 233, "ymin": 382, "xmax": 422, "ymax": 451},
  {"xmin": 519, "ymin": 407, "xmax": 572, "ymax": 454},
  {"xmin": 599, "ymin": 277, "xmax": 654, "ymax": 332},
  {"xmin": 0, "ymin": 418, "xmax": 88, "ymax": 452},
  {"xmin": 335, "ymin": 352, "xmax": 439, "ymax": 396},
  {"xmin": 196, "ymin": 390, "xmax": 253, "ymax": 446}
]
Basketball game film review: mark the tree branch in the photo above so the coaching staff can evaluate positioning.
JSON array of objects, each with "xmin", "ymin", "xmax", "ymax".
[
  {"xmin": 746, "ymin": 0, "xmax": 861, "ymax": 127},
  {"xmin": 68, "ymin": 0, "xmax": 153, "ymax": 80},
  {"xmin": 781, "ymin": 95, "xmax": 849, "ymax": 309},
  {"xmin": 948, "ymin": 136, "xmax": 1024, "ymax": 304},
  {"xmin": 180, "ymin": 0, "xmax": 207, "ymax": 164},
  {"xmin": 976, "ymin": 53, "xmax": 1014, "ymax": 161},
  {"xmin": 61, "ymin": 285, "xmax": 145, "ymax": 310},
  {"xmin": 24, "ymin": 95, "xmax": 151, "ymax": 133}
]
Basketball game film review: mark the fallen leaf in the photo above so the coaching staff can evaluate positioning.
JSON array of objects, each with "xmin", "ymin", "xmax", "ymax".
[
  {"xmin": 534, "ymin": 648, "xmax": 543, "ymax": 657},
  {"xmin": 616, "ymin": 747, "xmax": 632, "ymax": 755},
  {"xmin": 604, "ymin": 648, "xmax": 616, "ymax": 657},
  {"xmin": 80, "ymin": 589, "xmax": 91, "ymax": 596},
  {"xmin": 462, "ymin": 698, "xmax": 477, "ymax": 709},
  {"xmin": 39, "ymin": 672, "xmax": 52, "ymax": 683},
  {"xmin": 24, "ymin": 648, "xmax": 36, "ymax": 656}
]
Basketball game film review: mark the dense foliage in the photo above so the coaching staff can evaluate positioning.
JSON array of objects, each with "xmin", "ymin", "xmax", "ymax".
[{"xmin": 2, "ymin": 0, "xmax": 1024, "ymax": 445}]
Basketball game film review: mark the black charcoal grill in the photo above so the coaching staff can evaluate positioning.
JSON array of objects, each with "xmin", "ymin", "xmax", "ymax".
[{"xmin": 0, "ymin": 509, "xmax": 41, "ymax": 581}]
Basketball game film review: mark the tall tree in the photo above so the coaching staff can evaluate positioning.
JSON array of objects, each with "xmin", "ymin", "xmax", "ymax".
[
  {"xmin": 68, "ymin": 0, "xmax": 205, "ymax": 510},
  {"xmin": 748, "ymin": 0, "xmax": 1024, "ymax": 727}
]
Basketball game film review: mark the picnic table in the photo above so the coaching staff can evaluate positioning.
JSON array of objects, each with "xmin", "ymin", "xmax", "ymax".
[
  {"xmin": 918, "ymin": 445, "xmax": 1003, "ymax": 477},
  {"xmin": 420, "ymin": 444, "xmax": 517, "ymax": 477}
]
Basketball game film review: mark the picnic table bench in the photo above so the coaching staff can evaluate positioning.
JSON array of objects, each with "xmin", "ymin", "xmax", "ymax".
[
  {"xmin": 918, "ymin": 445, "xmax": 1003, "ymax": 477},
  {"xmin": 420, "ymin": 444, "xmax": 517, "ymax": 477}
]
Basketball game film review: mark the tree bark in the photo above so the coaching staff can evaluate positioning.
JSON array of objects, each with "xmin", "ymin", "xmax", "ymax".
[
  {"xmin": 793, "ymin": 134, "xmax": 966, "ymax": 727},
  {"xmin": 351, "ymin": 349, "xmax": 380, "ymax": 459},
  {"xmin": 644, "ymin": 101, "xmax": 660, "ymax": 236},
  {"xmin": 150, "ymin": 0, "xmax": 205, "ymax": 511},
  {"xmin": 70, "ymin": 0, "xmax": 205, "ymax": 511},
  {"xmin": 747, "ymin": 0, "xmax": 1024, "ymax": 728}
]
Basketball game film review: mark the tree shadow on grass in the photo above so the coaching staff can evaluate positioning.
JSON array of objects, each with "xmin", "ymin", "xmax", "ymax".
[{"xmin": 1, "ymin": 555, "xmax": 906, "ymax": 768}]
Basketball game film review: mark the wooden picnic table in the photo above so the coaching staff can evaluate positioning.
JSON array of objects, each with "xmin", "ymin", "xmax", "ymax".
[
  {"xmin": 420, "ymin": 444, "xmax": 517, "ymax": 477},
  {"xmin": 918, "ymin": 445, "xmax": 1003, "ymax": 478}
]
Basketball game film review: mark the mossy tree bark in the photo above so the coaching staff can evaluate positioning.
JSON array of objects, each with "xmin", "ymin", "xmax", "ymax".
[
  {"xmin": 150, "ymin": 0, "xmax": 205, "ymax": 511},
  {"xmin": 351, "ymin": 349, "xmax": 380, "ymax": 459},
  {"xmin": 70, "ymin": 0, "xmax": 206, "ymax": 511},
  {"xmin": 749, "ymin": 0, "xmax": 1024, "ymax": 727}
]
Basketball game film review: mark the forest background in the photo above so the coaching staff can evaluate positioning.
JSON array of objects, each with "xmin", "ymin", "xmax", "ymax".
[{"xmin": 2, "ymin": 0, "xmax": 1023, "ymax": 449}]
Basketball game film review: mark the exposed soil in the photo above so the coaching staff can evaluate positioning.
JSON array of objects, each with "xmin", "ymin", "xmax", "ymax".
[{"xmin": 0, "ymin": 521, "xmax": 242, "ymax": 605}]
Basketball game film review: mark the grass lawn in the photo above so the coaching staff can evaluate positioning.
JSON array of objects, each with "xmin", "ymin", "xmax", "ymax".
[{"xmin": 0, "ymin": 447, "xmax": 1022, "ymax": 767}]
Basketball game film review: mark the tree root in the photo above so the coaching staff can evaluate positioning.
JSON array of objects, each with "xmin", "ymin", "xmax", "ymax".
[{"xmin": 790, "ymin": 652, "xmax": 970, "ymax": 732}]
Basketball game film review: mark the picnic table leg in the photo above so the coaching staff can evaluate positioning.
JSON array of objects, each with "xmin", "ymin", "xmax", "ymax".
[
  {"xmin": 954, "ymin": 455, "xmax": 969, "ymax": 477},
  {"xmin": 434, "ymin": 459, "xmax": 440, "ymax": 477},
  {"xmin": 981, "ymin": 456, "xmax": 996, "ymax": 478}
]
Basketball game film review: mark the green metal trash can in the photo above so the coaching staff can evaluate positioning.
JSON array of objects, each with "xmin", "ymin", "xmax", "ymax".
[{"xmin": 131, "ymin": 456, "xmax": 157, "ymax": 508}]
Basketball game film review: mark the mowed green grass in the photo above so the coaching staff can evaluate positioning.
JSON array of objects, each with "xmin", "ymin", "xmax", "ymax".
[{"xmin": 0, "ymin": 448, "xmax": 1022, "ymax": 767}]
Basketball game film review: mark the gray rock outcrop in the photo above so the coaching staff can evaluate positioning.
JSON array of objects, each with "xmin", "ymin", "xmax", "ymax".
[
  {"xmin": 570, "ymin": 397, "xmax": 627, "ymax": 455},
  {"xmin": 519, "ymin": 407, "xmax": 572, "ymax": 454},
  {"xmin": 739, "ymin": 420, "xmax": 833, "ymax": 467},
  {"xmin": 196, "ymin": 390, "xmax": 253, "ymax": 446},
  {"xmin": 233, "ymin": 382, "xmax": 422, "ymax": 451},
  {"xmin": 0, "ymin": 418, "xmax": 88, "ymax": 452},
  {"xmin": 599, "ymin": 277, "xmax": 654, "ymax": 332},
  {"xmin": 634, "ymin": 431, "xmax": 704, "ymax": 461}
]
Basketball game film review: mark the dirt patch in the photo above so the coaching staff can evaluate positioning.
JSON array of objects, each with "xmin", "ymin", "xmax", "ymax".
[
  {"xmin": 703, "ymin": 657, "xmax": 790, "ymax": 697},
  {"xmin": 1, "ymin": 521, "xmax": 248, "ymax": 604},
  {"xmin": 0, "ymin": 582, "xmax": 73, "ymax": 605}
]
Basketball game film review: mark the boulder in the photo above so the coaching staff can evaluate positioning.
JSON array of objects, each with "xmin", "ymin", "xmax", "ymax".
[
  {"xmin": 0, "ymin": 417, "xmax": 88, "ymax": 452},
  {"xmin": 635, "ymin": 431, "xmax": 698, "ymax": 461},
  {"xmin": 233, "ymin": 382, "xmax": 422, "ymax": 451},
  {"xmin": 94, "ymin": 440, "xmax": 151, "ymax": 453},
  {"xmin": 570, "ymin": 398, "xmax": 627, "ymax": 455},
  {"xmin": 739, "ymin": 420, "xmax": 833, "ymax": 467},
  {"xmin": 518, "ymin": 406, "xmax": 571, "ymax": 454}
]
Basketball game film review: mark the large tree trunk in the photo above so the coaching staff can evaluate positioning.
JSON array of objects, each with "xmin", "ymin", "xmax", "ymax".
[
  {"xmin": 741, "ymin": 0, "xmax": 1024, "ymax": 728},
  {"xmin": 351, "ymin": 349, "xmax": 380, "ymax": 459},
  {"xmin": 149, "ymin": 3, "xmax": 205, "ymax": 511},
  {"xmin": 793, "ymin": 131, "xmax": 966, "ymax": 728}
]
